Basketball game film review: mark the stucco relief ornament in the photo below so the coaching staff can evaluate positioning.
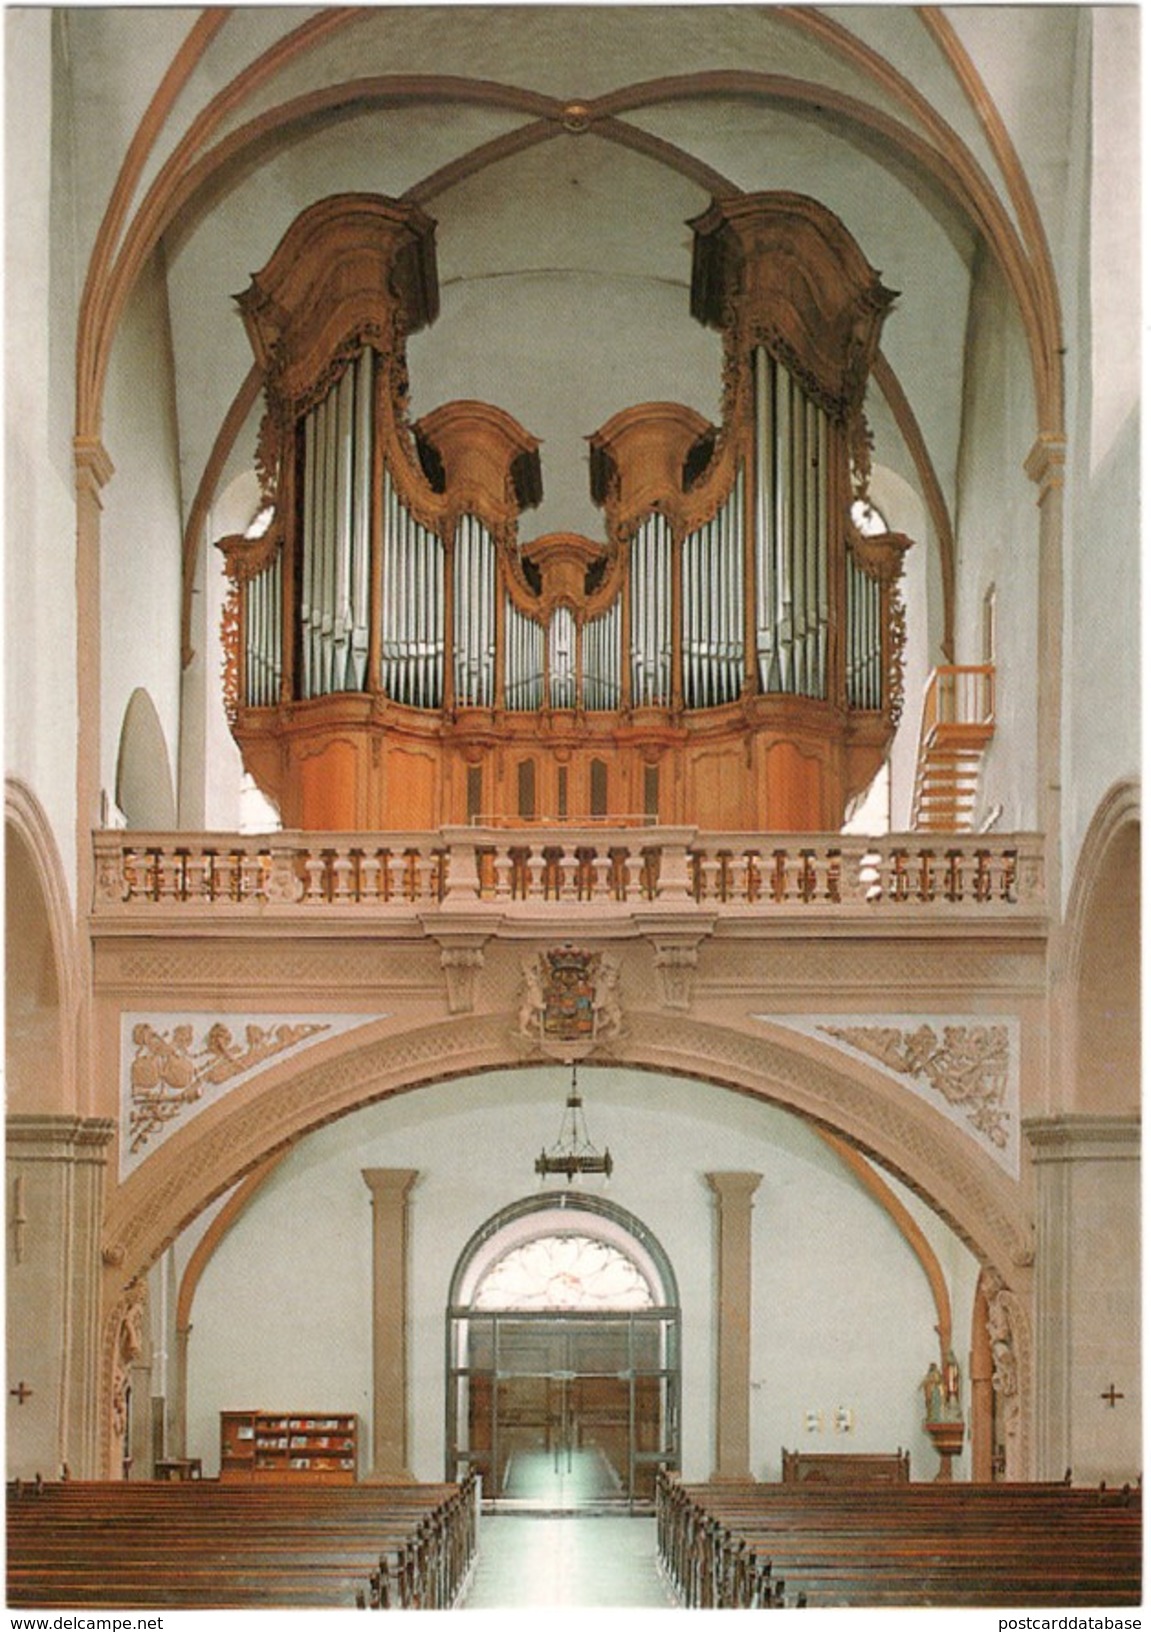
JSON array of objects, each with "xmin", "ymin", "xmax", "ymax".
[
  {"xmin": 129, "ymin": 1018, "xmax": 329, "ymax": 1153},
  {"xmin": 516, "ymin": 947, "xmax": 624, "ymax": 1059},
  {"xmin": 819, "ymin": 1022, "xmax": 1010, "ymax": 1149}
]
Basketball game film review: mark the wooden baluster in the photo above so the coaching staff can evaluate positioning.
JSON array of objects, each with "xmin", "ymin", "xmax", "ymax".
[
  {"xmin": 1001, "ymin": 848, "xmax": 1018, "ymax": 903},
  {"xmin": 493, "ymin": 846, "xmax": 515, "ymax": 900},
  {"xmin": 358, "ymin": 850, "xmax": 380, "ymax": 903},
  {"xmin": 184, "ymin": 849, "xmax": 208, "ymax": 903},
  {"xmin": 889, "ymin": 848, "xmax": 909, "ymax": 903},
  {"xmin": 302, "ymin": 851, "xmax": 326, "ymax": 902},
  {"xmin": 945, "ymin": 847, "xmax": 963, "ymax": 902},
  {"xmin": 770, "ymin": 849, "xmax": 788, "ymax": 903},
  {"xmin": 974, "ymin": 847, "xmax": 992, "ymax": 903},
  {"xmin": 613, "ymin": 848, "xmax": 633, "ymax": 900},
  {"xmin": 525, "ymin": 845, "xmax": 545, "ymax": 899},
  {"xmin": 330, "ymin": 849, "xmax": 354, "ymax": 902},
  {"xmin": 239, "ymin": 849, "xmax": 263, "ymax": 902},
  {"xmin": 798, "ymin": 849, "xmax": 817, "ymax": 903},
  {"xmin": 825, "ymin": 846, "xmax": 842, "ymax": 903},
  {"xmin": 744, "ymin": 850, "xmax": 762, "ymax": 904},
  {"xmin": 917, "ymin": 848, "xmax": 936, "ymax": 902}
]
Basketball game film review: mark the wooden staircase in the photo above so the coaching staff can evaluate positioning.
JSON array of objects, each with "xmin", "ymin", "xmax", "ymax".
[{"xmin": 911, "ymin": 666, "xmax": 995, "ymax": 832}]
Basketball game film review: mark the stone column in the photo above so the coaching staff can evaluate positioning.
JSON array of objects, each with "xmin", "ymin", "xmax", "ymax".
[
  {"xmin": 6, "ymin": 1115, "xmax": 115, "ymax": 1480},
  {"xmin": 1025, "ymin": 1115, "xmax": 1140, "ymax": 1483},
  {"xmin": 361, "ymin": 1168, "xmax": 419, "ymax": 1481},
  {"xmin": 706, "ymin": 1170, "xmax": 762, "ymax": 1481}
]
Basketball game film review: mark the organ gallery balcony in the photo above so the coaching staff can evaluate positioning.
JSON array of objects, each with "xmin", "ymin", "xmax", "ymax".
[{"xmin": 91, "ymin": 825, "xmax": 1044, "ymax": 929}]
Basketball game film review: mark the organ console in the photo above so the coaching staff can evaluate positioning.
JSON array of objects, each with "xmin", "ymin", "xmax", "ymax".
[{"xmin": 219, "ymin": 190, "xmax": 912, "ymax": 831}]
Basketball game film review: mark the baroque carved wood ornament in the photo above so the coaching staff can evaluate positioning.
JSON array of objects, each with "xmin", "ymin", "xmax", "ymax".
[{"xmin": 219, "ymin": 189, "xmax": 912, "ymax": 833}]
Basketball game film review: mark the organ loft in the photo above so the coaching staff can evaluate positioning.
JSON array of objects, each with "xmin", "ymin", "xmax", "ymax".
[{"xmin": 219, "ymin": 191, "xmax": 911, "ymax": 832}]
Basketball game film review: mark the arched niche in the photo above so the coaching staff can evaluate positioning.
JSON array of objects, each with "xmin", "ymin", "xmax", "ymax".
[
  {"xmin": 115, "ymin": 688, "xmax": 176, "ymax": 829},
  {"xmin": 1066, "ymin": 782, "xmax": 1140, "ymax": 1114},
  {"xmin": 5, "ymin": 781, "xmax": 74, "ymax": 1114}
]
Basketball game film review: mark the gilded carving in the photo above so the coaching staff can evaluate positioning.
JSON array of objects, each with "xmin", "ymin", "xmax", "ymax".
[
  {"xmin": 819, "ymin": 1023, "xmax": 1011, "ymax": 1151},
  {"xmin": 128, "ymin": 1018, "xmax": 329, "ymax": 1155},
  {"xmin": 220, "ymin": 580, "xmax": 241, "ymax": 726}
]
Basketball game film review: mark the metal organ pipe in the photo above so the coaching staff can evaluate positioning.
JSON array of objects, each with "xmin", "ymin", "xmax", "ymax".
[
  {"xmin": 453, "ymin": 515, "xmax": 495, "ymax": 707},
  {"xmin": 294, "ymin": 352, "xmax": 376, "ymax": 700},
  {"xmin": 754, "ymin": 346, "xmax": 777, "ymax": 692},
  {"xmin": 349, "ymin": 351, "xmax": 373, "ymax": 690},
  {"xmin": 583, "ymin": 604, "xmax": 620, "ymax": 710},
  {"xmin": 681, "ymin": 469, "xmax": 744, "ymax": 710},
  {"xmin": 549, "ymin": 606, "xmax": 576, "ymax": 709},
  {"xmin": 378, "ymin": 463, "xmax": 444, "ymax": 709},
  {"xmin": 630, "ymin": 514, "xmax": 672, "ymax": 706},
  {"xmin": 505, "ymin": 598, "xmax": 543, "ymax": 711}
]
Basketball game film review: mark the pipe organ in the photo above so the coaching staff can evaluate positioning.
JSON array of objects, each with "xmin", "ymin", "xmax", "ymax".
[{"xmin": 220, "ymin": 191, "xmax": 912, "ymax": 831}]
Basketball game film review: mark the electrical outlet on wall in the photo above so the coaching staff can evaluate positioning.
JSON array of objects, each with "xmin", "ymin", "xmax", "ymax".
[
  {"xmin": 833, "ymin": 1406, "xmax": 854, "ymax": 1433},
  {"xmin": 804, "ymin": 1409, "xmax": 823, "ymax": 1433}
]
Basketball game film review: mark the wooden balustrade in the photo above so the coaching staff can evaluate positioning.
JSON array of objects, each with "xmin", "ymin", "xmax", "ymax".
[{"xmin": 92, "ymin": 826, "xmax": 1042, "ymax": 915}]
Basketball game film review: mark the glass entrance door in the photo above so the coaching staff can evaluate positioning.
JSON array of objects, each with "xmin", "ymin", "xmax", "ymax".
[{"xmin": 447, "ymin": 1308, "xmax": 679, "ymax": 1506}]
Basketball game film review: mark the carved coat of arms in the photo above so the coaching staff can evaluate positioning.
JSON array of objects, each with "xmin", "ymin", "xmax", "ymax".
[{"xmin": 518, "ymin": 947, "xmax": 623, "ymax": 1056}]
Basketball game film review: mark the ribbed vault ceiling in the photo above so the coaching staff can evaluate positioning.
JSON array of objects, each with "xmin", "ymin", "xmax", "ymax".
[{"xmin": 67, "ymin": 5, "xmax": 1075, "ymax": 609}]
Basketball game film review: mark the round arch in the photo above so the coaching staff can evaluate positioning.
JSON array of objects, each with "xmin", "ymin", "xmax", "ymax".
[
  {"xmin": 5, "ymin": 779, "xmax": 76, "ymax": 1114},
  {"xmin": 449, "ymin": 1190, "xmax": 680, "ymax": 1312},
  {"xmin": 104, "ymin": 1026, "xmax": 1032, "ymax": 1481},
  {"xmin": 1060, "ymin": 779, "xmax": 1141, "ymax": 1114},
  {"xmin": 103, "ymin": 1007, "xmax": 1033, "ymax": 1296}
]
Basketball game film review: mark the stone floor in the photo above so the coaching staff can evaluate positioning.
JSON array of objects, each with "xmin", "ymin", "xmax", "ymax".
[{"xmin": 462, "ymin": 1512, "xmax": 679, "ymax": 1609}]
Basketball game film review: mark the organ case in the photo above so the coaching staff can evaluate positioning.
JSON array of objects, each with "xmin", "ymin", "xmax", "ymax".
[{"xmin": 220, "ymin": 191, "xmax": 911, "ymax": 831}]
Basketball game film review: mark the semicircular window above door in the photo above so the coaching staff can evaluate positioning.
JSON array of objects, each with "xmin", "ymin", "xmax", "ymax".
[{"xmin": 472, "ymin": 1233, "xmax": 656, "ymax": 1312}]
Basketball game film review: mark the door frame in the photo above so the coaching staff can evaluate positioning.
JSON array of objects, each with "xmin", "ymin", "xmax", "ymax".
[{"xmin": 444, "ymin": 1192, "xmax": 682, "ymax": 1507}]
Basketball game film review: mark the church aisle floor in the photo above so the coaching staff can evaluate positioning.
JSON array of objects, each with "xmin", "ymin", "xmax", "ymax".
[{"xmin": 462, "ymin": 1514, "xmax": 679, "ymax": 1609}]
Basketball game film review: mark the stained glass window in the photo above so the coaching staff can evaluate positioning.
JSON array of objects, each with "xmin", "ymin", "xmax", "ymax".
[{"xmin": 472, "ymin": 1233, "xmax": 655, "ymax": 1311}]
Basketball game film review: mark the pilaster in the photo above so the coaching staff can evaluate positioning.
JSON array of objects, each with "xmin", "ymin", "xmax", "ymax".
[
  {"xmin": 706, "ymin": 1170, "xmax": 762, "ymax": 1480},
  {"xmin": 1024, "ymin": 1114, "xmax": 1140, "ymax": 1482},
  {"xmin": 6, "ymin": 1115, "xmax": 115, "ymax": 1479},
  {"xmin": 361, "ymin": 1167, "xmax": 419, "ymax": 1480}
]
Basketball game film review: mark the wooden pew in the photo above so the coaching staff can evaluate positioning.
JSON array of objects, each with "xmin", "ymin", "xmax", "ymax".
[
  {"xmin": 656, "ymin": 1470, "xmax": 1142, "ymax": 1609},
  {"xmin": 7, "ymin": 1474, "xmax": 480, "ymax": 1609}
]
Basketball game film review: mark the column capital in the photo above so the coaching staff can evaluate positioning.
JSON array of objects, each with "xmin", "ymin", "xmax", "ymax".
[
  {"xmin": 73, "ymin": 435, "xmax": 115, "ymax": 499},
  {"xmin": 1023, "ymin": 1113, "xmax": 1140, "ymax": 1162},
  {"xmin": 706, "ymin": 1170, "xmax": 763, "ymax": 1203},
  {"xmin": 361, "ymin": 1166, "xmax": 420, "ymax": 1200},
  {"xmin": 1023, "ymin": 433, "xmax": 1067, "ymax": 499}
]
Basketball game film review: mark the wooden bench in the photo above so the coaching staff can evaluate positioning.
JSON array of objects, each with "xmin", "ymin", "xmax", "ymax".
[
  {"xmin": 656, "ymin": 1470, "xmax": 1142, "ymax": 1608},
  {"xmin": 7, "ymin": 1475, "xmax": 480, "ymax": 1609},
  {"xmin": 781, "ymin": 1447, "xmax": 910, "ymax": 1484}
]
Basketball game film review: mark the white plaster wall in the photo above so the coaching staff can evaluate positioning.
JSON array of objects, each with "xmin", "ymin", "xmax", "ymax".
[
  {"xmin": 99, "ymin": 256, "xmax": 186, "ymax": 821},
  {"xmin": 951, "ymin": 250, "xmax": 1040, "ymax": 832},
  {"xmin": 5, "ymin": 11, "xmax": 81, "ymax": 897},
  {"xmin": 185, "ymin": 1066, "xmax": 977, "ymax": 1484},
  {"xmin": 1060, "ymin": 5, "xmax": 1140, "ymax": 894}
]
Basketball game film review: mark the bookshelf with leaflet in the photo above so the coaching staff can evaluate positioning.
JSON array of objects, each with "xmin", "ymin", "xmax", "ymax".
[{"xmin": 219, "ymin": 1409, "xmax": 358, "ymax": 1483}]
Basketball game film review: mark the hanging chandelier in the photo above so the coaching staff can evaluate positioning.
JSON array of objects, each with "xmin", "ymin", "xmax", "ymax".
[{"xmin": 534, "ymin": 1063, "xmax": 613, "ymax": 1183}]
